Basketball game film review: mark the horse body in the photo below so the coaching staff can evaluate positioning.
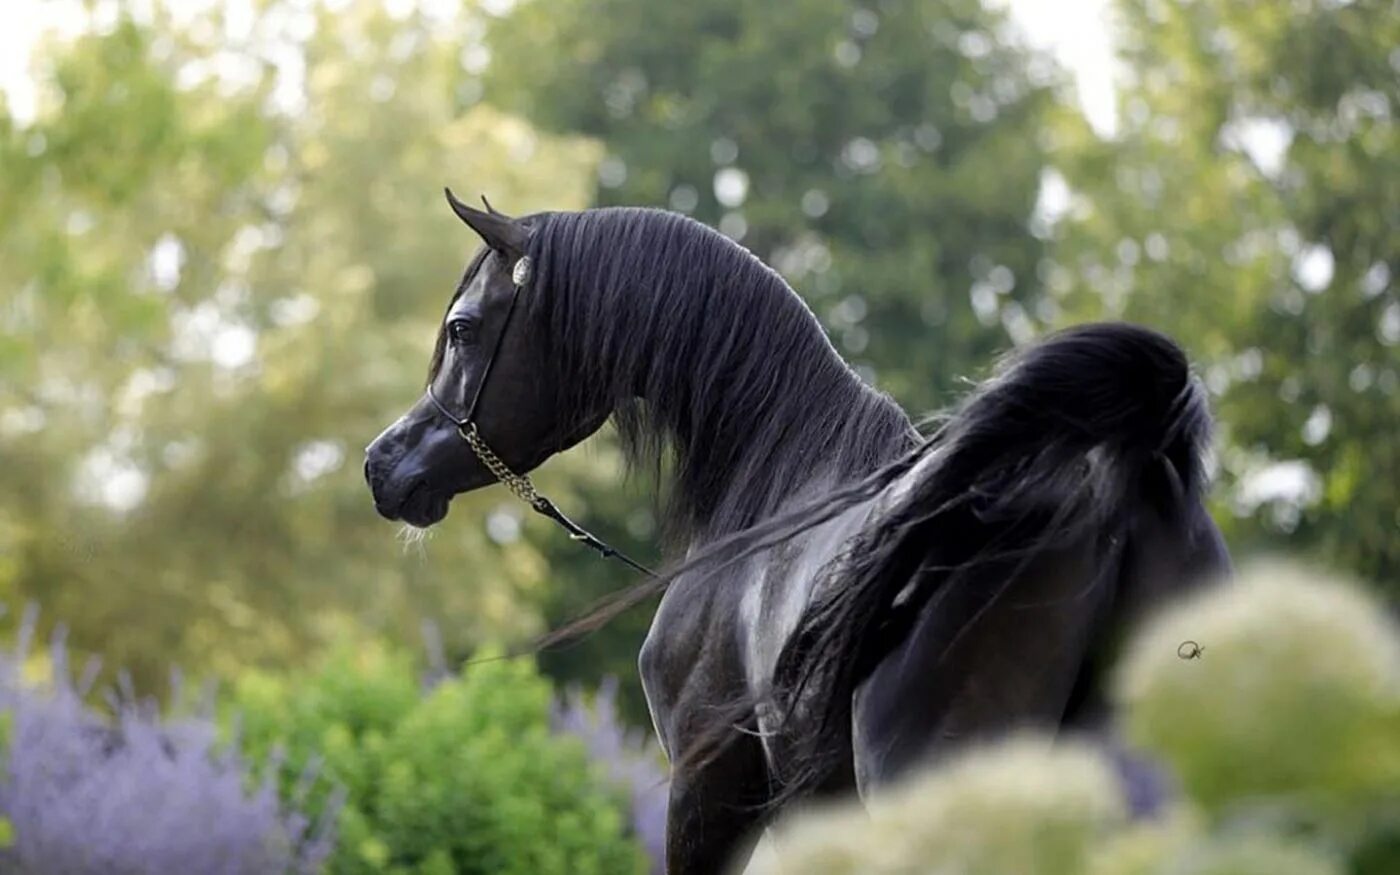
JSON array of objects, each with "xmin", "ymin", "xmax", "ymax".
[
  {"xmin": 643, "ymin": 443, "xmax": 1227, "ymax": 873},
  {"xmin": 365, "ymin": 199, "xmax": 1230, "ymax": 875}
]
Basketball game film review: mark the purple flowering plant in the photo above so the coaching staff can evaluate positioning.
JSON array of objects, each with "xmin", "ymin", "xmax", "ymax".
[{"xmin": 0, "ymin": 604, "xmax": 335, "ymax": 875}]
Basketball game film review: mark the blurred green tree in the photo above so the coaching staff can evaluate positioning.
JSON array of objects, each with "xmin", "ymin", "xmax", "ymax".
[
  {"xmin": 486, "ymin": 0, "xmax": 1058, "ymax": 413},
  {"xmin": 0, "ymin": 2, "xmax": 603, "ymax": 690},
  {"xmin": 1044, "ymin": 0, "xmax": 1399, "ymax": 586}
]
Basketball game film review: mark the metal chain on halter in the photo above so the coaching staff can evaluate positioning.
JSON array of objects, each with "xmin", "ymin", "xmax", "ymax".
[
  {"xmin": 465, "ymin": 416, "xmax": 655, "ymax": 577},
  {"xmin": 459, "ymin": 421, "xmax": 544, "ymax": 510}
]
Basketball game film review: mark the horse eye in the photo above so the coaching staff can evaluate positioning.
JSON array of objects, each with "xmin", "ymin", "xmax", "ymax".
[{"xmin": 448, "ymin": 319, "xmax": 476, "ymax": 344}]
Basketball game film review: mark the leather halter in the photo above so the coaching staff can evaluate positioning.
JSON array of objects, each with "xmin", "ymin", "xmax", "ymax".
[{"xmin": 425, "ymin": 254, "xmax": 655, "ymax": 578}]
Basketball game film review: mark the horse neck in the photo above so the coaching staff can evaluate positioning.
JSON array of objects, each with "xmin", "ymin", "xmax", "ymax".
[{"xmin": 617, "ymin": 269, "xmax": 917, "ymax": 544}]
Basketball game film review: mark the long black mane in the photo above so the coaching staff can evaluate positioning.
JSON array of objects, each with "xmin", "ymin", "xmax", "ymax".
[{"xmin": 443, "ymin": 208, "xmax": 918, "ymax": 542}]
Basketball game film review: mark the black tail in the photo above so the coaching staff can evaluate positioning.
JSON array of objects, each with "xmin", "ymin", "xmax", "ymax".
[
  {"xmin": 764, "ymin": 322, "xmax": 1213, "ymax": 802},
  {"xmin": 530, "ymin": 323, "xmax": 1213, "ymax": 799}
]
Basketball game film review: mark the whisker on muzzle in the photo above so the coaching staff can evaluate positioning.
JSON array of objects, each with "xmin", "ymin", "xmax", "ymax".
[{"xmin": 397, "ymin": 524, "xmax": 434, "ymax": 556}]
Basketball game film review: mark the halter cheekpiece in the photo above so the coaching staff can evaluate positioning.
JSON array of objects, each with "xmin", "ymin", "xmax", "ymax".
[{"xmin": 425, "ymin": 253, "xmax": 654, "ymax": 578}]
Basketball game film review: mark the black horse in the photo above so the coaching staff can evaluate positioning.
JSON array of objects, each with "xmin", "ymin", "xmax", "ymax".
[{"xmin": 365, "ymin": 194, "xmax": 1230, "ymax": 874}]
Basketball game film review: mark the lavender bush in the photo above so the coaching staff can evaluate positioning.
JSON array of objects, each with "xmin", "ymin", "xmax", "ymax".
[
  {"xmin": 552, "ymin": 676, "xmax": 669, "ymax": 873},
  {"xmin": 0, "ymin": 605, "xmax": 335, "ymax": 875}
]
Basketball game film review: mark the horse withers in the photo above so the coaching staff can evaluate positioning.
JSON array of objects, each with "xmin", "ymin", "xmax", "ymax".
[{"xmin": 364, "ymin": 193, "xmax": 1230, "ymax": 874}]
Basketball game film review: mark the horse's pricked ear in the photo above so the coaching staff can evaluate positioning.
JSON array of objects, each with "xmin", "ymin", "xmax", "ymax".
[
  {"xmin": 444, "ymin": 187, "xmax": 530, "ymax": 253},
  {"xmin": 480, "ymin": 193, "xmax": 505, "ymax": 217}
]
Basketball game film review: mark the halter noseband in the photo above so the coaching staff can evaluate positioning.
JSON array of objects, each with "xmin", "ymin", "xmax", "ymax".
[{"xmin": 425, "ymin": 254, "xmax": 655, "ymax": 578}]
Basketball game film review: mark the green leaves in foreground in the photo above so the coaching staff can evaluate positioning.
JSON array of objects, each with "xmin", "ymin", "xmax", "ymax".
[
  {"xmin": 759, "ymin": 739, "xmax": 1125, "ymax": 875},
  {"xmin": 750, "ymin": 563, "xmax": 1400, "ymax": 875},
  {"xmin": 1117, "ymin": 562, "xmax": 1400, "ymax": 815},
  {"xmin": 230, "ymin": 645, "xmax": 647, "ymax": 875}
]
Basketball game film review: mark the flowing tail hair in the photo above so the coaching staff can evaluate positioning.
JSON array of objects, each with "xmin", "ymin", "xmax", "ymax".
[
  {"xmin": 531, "ymin": 323, "xmax": 1212, "ymax": 803},
  {"xmin": 757, "ymin": 321, "xmax": 1213, "ymax": 803}
]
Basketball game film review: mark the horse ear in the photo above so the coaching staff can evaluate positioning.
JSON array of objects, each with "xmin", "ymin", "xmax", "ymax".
[
  {"xmin": 444, "ymin": 187, "xmax": 530, "ymax": 253},
  {"xmin": 480, "ymin": 193, "xmax": 504, "ymax": 217}
]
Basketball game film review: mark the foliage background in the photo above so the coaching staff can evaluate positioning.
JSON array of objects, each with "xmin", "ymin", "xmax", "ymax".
[{"xmin": 0, "ymin": 0, "xmax": 1395, "ymax": 859}]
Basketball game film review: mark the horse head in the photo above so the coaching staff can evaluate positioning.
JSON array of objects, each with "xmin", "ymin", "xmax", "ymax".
[{"xmin": 363, "ymin": 191, "xmax": 609, "ymax": 527}]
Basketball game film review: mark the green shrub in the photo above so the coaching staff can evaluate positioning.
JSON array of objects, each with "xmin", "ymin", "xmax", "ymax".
[
  {"xmin": 229, "ymin": 644, "xmax": 647, "ymax": 875},
  {"xmin": 761, "ymin": 737, "xmax": 1125, "ymax": 875},
  {"xmin": 751, "ymin": 563, "xmax": 1400, "ymax": 875},
  {"xmin": 1116, "ymin": 561, "xmax": 1400, "ymax": 814},
  {"xmin": 1093, "ymin": 825, "xmax": 1346, "ymax": 875}
]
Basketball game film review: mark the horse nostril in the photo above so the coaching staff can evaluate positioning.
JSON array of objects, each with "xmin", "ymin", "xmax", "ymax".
[{"xmin": 364, "ymin": 456, "xmax": 375, "ymax": 488}]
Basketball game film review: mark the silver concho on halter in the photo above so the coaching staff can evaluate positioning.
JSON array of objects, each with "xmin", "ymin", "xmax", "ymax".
[{"xmin": 512, "ymin": 256, "xmax": 533, "ymax": 287}]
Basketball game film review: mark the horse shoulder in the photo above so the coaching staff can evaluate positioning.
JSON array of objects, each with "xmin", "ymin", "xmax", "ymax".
[{"xmin": 639, "ymin": 563, "xmax": 755, "ymax": 758}]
